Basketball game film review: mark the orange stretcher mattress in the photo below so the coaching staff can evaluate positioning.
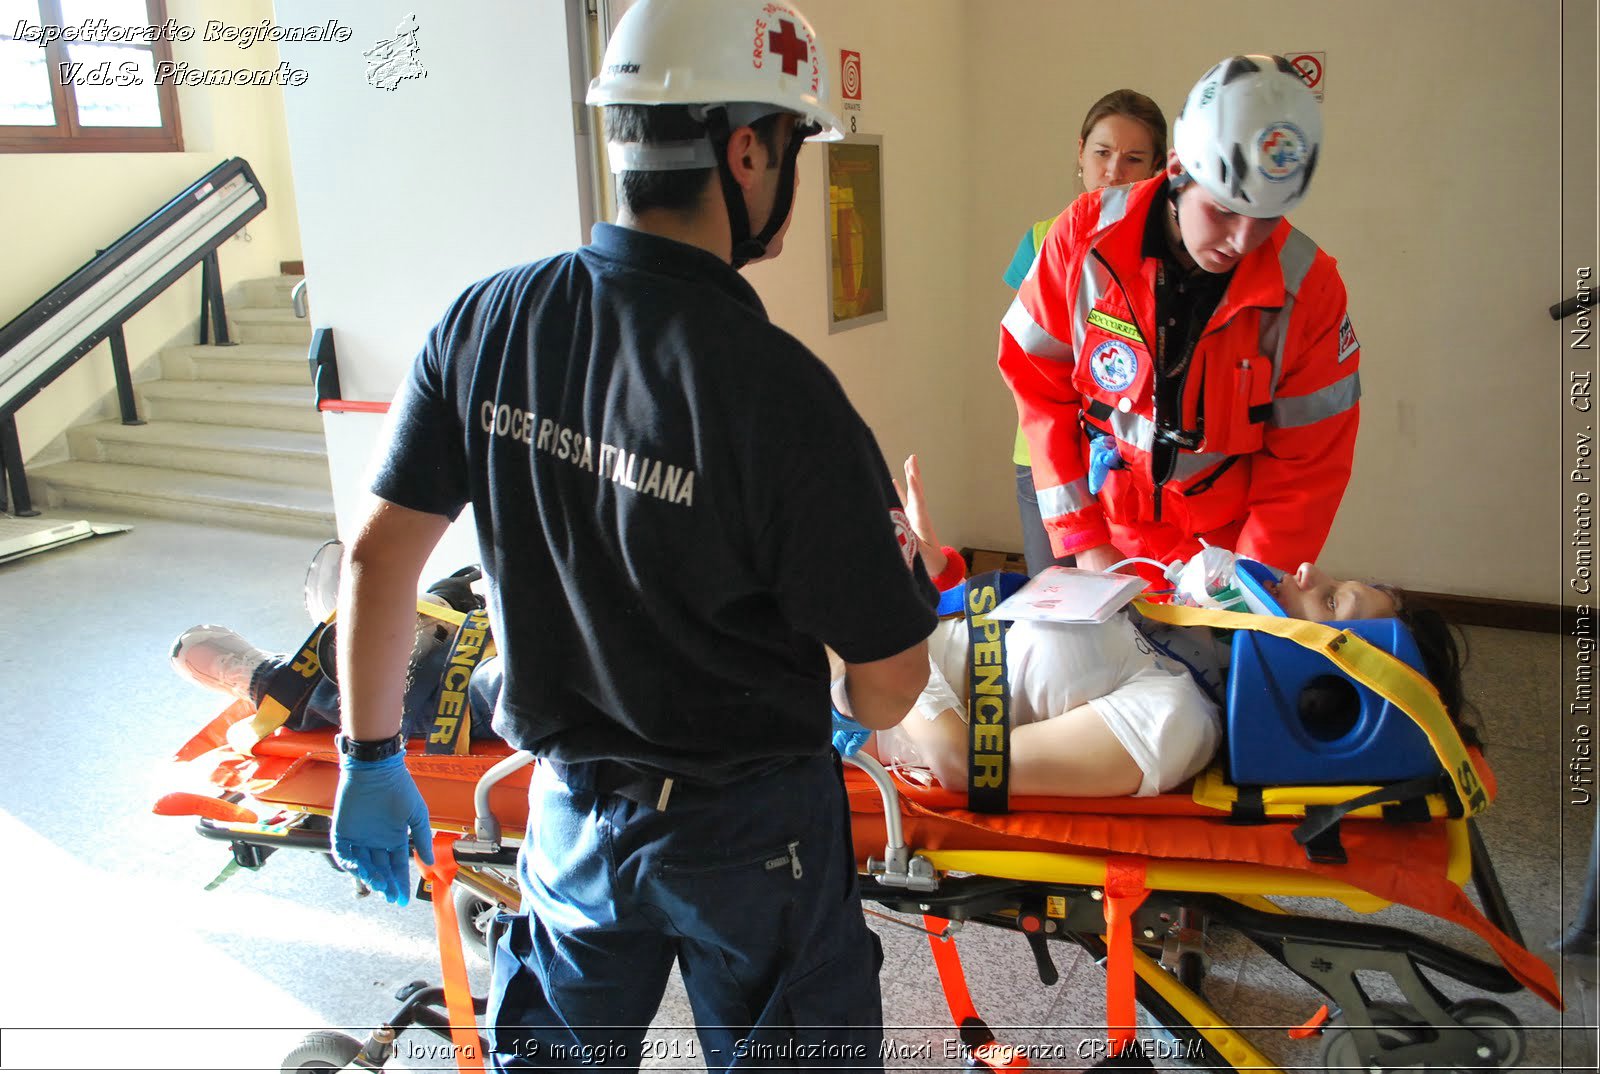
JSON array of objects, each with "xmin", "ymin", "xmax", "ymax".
[{"xmin": 159, "ymin": 701, "xmax": 1560, "ymax": 1011}]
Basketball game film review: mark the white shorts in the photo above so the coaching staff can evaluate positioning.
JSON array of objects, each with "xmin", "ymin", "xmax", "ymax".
[{"xmin": 929, "ymin": 613, "xmax": 1221, "ymax": 797}]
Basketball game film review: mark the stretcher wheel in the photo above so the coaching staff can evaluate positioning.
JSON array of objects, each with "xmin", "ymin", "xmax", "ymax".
[
  {"xmin": 454, "ymin": 886, "xmax": 502, "ymax": 960},
  {"xmin": 1444, "ymin": 999, "xmax": 1524, "ymax": 1069},
  {"xmin": 280, "ymin": 1030, "xmax": 363, "ymax": 1072},
  {"xmin": 1316, "ymin": 1004, "xmax": 1423, "ymax": 1072}
]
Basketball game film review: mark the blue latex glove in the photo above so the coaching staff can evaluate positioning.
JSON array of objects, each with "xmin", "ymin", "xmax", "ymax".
[
  {"xmin": 1087, "ymin": 433, "xmax": 1126, "ymax": 496},
  {"xmin": 331, "ymin": 751, "xmax": 434, "ymax": 906},
  {"xmin": 831, "ymin": 707, "xmax": 872, "ymax": 757}
]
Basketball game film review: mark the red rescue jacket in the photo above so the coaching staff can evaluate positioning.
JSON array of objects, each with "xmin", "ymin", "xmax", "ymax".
[{"xmin": 999, "ymin": 176, "xmax": 1360, "ymax": 570}]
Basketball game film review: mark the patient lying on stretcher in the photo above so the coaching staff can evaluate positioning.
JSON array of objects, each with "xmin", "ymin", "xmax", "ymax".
[
  {"xmin": 169, "ymin": 459, "xmax": 1467, "ymax": 799},
  {"xmin": 848, "ymin": 457, "xmax": 1470, "ymax": 798}
]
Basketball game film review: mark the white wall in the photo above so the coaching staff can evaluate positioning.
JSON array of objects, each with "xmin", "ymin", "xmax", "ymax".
[
  {"xmin": 744, "ymin": 0, "xmax": 974, "ymax": 556},
  {"xmin": 274, "ymin": 0, "xmax": 584, "ymax": 568}
]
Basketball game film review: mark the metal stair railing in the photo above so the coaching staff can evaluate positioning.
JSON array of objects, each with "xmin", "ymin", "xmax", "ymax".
[{"xmin": 0, "ymin": 157, "xmax": 267, "ymax": 516}]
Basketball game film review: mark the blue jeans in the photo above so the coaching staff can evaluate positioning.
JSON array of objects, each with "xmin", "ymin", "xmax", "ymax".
[
  {"xmin": 486, "ymin": 753, "xmax": 884, "ymax": 1071},
  {"xmin": 1015, "ymin": 463, "xmax": 1076, "ymax": 575}
]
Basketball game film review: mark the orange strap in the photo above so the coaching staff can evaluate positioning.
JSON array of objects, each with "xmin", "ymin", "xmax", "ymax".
[
  {"xmin": 151, "ymin": 791, "xmax": 259, "ymax": 825},
  {"xmin": 923, "ymin": 916, "xmax": 1029, "ymax": 1070},
  {"xmin": 419, "ymin": 836, "xmax": 487, "ymax": 1074},
  {"xmin": 1288, "ymin": 1004, "xmax": 1330, "ymax": 1039},
  {"xmin": 924, "ymin": 916, "xmax": 980, "ymax": 1025},
  {"xmin": 1102, "ymin": 857, "xmax": 1151, "ymax": 1054}
]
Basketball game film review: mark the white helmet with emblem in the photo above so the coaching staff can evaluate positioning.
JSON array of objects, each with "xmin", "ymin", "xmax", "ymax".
[
  {"xmin": 1172, "ymin": 54, "xmax": 1322, "ymax": 219},
  {"xmin": 586, "ymin": 0, "xmax": 845, "ymax": 145}
]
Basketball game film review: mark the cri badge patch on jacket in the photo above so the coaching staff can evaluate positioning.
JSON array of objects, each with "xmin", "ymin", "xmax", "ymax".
[
  {"xmin": 1337, "ymin": 312, "xmax": 1359, "ymax": 362},
  {"xmin": 890, "ymin": 508, "xmax": 917, "ymax": 569},
  {"xmin": 1089, "ymin": 339, "xmax": 1139, "ymax": 392}
]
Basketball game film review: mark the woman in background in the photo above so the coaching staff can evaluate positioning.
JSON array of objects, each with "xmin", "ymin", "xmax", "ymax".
[{"xmin": 1003, "ymin": 90, "xmax": 1168, "ymax": 574}]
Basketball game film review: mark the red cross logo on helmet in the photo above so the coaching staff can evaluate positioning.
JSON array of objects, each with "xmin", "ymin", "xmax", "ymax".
[{"xmin": 769, "ymin": 19, "xmax": 809, "ymax": 76}]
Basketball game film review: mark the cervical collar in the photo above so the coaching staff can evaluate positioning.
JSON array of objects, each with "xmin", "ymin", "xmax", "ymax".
[{"xmin": 1234, "ymin": 559, "xmax": 1289, "ymax": 617}]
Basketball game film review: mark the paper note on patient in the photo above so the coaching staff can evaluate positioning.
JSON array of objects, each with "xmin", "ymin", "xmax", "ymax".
[{"xmin": 988, "ymin": 567, "xmax": 1149, "ymax": 624}]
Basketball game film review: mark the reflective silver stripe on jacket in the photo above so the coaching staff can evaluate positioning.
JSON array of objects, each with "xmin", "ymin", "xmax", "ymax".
[
  {"xmin": 1072, "ymin": 254, "xmax": 1116, "ymax": 355},
  {"xmin": 1036, "ymin": 477, "xmax": 1095, "ymax": 518},
  {"xmin": 1173, "ymin": 450, "xmax": 1231, "ymax": 482},
  {"xmin": 1090, "ymin": 403, "xmax": 1229, "ymax": 482},
  {"xmin": 1096, "ymin": 184, "xmax": 1132, "ymax": 231},
  {"xmin": 1278, "ymin": 227, "xmax": 1319, "ymax": 295},
  {"xmin": 1271, "ymin": 369, "xmax": 1361, "ymax": 428},
  {"xmin": 1259, "ymin": 227, "xmax": 1320, "ymax": 396},
  {"xmin": 1103, "ymin": 405, "xmax": 1155, "ymax": 453},
  {"xmin": 1003, "ymin": 296, "xmax": 1073, "ymax": 362}
]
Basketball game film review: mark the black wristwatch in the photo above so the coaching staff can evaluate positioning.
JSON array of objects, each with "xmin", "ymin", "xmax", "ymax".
[{"xmin": 335, "ymin": 732, "xmax": 406, "ymax": 762}]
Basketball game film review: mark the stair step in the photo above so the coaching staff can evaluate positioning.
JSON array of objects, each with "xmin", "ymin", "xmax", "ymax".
[
  {"xmin": 137, "ymin": 380, "xmax": 322, "ymax": 433},
  {"xmin": 32, "ymin": 460, "xmax": 335, "ymax": 538},
  {"xmin": 67, "ymin": 420, "xmax": 330, "ymax": 488},
  {"xmin": 160, "ymin": 342, "xmax": 309, "ymax": 385},
  {"xmin": 236, "ymin": 275, "xmax": 304, "ymax": 308},
  {"xmin": 228, "ymin": 306, "xmax": 312, "ymax": 345}
]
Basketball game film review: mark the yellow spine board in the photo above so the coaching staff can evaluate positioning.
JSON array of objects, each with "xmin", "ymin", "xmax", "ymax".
[{"xmin": 1189, "ymin": 766, "xmax": 1450, "ymax": 819}]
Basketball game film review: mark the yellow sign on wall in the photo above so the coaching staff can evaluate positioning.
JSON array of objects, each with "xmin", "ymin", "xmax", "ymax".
[{"xmin": 826, "ymin": 136, "xmax": 886, "ymax": 331}]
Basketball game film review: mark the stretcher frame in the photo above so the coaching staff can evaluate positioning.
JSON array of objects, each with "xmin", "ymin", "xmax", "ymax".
[
  {"xmin": 848, "ymin": 755, "xmax": 1532, "ymax": 1071},
  {"xmin": 161, "ymin": 716, "xmax": 1552, "ymax": 1074}
]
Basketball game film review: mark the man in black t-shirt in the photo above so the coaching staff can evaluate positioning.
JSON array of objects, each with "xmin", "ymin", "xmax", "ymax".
[{"xmin": 328, "ymin": 1, "xmax": 934, "ymax": 1068}]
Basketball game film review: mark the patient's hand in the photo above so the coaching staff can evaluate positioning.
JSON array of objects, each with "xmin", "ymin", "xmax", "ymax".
[{"xmin": 896, "ymin": 454, "xmax": 946, "ymax": 577}]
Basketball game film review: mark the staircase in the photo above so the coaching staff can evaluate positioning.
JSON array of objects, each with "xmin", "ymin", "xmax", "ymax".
[{"xmin": 30, "ymin": 276, "xmax": 337, "ymax": 537}]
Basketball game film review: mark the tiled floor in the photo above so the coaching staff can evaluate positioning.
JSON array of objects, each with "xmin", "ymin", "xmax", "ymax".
[{"xmin": 0, "ymin": 515, "xmax": 1594, "ymax": 1071}]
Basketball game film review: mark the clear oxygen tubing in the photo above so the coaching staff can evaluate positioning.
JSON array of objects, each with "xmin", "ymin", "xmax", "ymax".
[{"xmin": 1106, "ymin": 556, "xmax": 1183, "ymax": 580}]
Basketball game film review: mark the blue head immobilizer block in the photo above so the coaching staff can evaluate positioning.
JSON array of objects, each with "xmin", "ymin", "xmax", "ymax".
[{"xmin": 1226, "ymin": 618, "xmax": 1441, "ymax": 786}]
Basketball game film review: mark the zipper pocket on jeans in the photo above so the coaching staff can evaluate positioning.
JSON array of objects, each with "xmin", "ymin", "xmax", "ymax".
[{"xmin": 656, "ymin": 839, "xmax": 802, "ymax": 879}]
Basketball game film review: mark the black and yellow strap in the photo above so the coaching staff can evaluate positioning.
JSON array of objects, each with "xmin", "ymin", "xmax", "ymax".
[
  {"xmin": 426, "ymin": 609, "xmax": 492, "ymax": 756},
  {"xmin": 965, "ymin": 570, "xmax": 1012, "ymax": 814},
  {"xmin": 225, "ymin": 615, "xmax": 334, "ymax": 755},
  {"xmin": 224, "ymin": 599, "xmax": 481, "ymax": 755},
  {"xmin": 1132, "ymin": 599, "xmax": 1489, "ymax": 817}
]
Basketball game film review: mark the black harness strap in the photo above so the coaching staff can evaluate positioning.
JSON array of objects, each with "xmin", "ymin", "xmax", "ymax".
[
  {"xmin": 1297, "ymin": 806, "xmax": 1349, "ymax": 864},
  {"xmin": 965, "ymin": 570, "xmax": 1012, "ymax": 814},
  {"xmin": 1291, "ymin": 774, "xmax": 1447, "ymax": 862},
  {"xmin": 1228, "ymin": 785, "xmax": 1267, "ymax": 825}
]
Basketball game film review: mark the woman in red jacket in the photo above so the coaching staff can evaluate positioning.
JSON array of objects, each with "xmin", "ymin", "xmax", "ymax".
[{"xmin": 1000, "ymin": 55, "xmax": 1360, "ymax": 577}]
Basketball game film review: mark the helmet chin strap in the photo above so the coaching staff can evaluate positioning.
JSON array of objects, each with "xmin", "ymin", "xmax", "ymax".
[{"xmin": 703, "ymin": 107, "xmax": 809, "ymax": 269}]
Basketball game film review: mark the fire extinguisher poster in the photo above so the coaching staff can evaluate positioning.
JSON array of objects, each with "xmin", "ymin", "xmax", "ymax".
[{"xmin": 826, "ymin": 136, "xmax": 887, "ymax": 331}]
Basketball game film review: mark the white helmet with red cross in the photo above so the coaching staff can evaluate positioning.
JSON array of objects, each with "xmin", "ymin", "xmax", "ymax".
[
  {"xmin": 586, "ymin": 0, "xmax": 844, "ymax": 143},
  {"xmin": 1173, "ymin": 54, "xmax": 1323, "ymax": 218}
]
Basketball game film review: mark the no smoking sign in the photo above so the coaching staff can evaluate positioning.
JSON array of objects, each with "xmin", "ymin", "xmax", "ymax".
[{"xmin": 1285, "ymin": 51, "xmax": 1325, "ymax": 102}]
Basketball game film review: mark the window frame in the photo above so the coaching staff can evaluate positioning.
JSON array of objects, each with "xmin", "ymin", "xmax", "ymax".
[{"xmin": 0, "ymin": 0, "xmax": 184, "ymax": 153}]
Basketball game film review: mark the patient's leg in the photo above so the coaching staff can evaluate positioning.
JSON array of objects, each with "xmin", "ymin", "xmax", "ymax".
[
  {"xmin": 1010, "ymin": 707, "xmax": 1143, "ymax": 797},
  {"xmin": 169, "ymin": 624, "xmax": 283, "ymax": 705},
  {"xmin": 885, "ymin": 701, "xmax": 1143, "ymax": 798}
]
